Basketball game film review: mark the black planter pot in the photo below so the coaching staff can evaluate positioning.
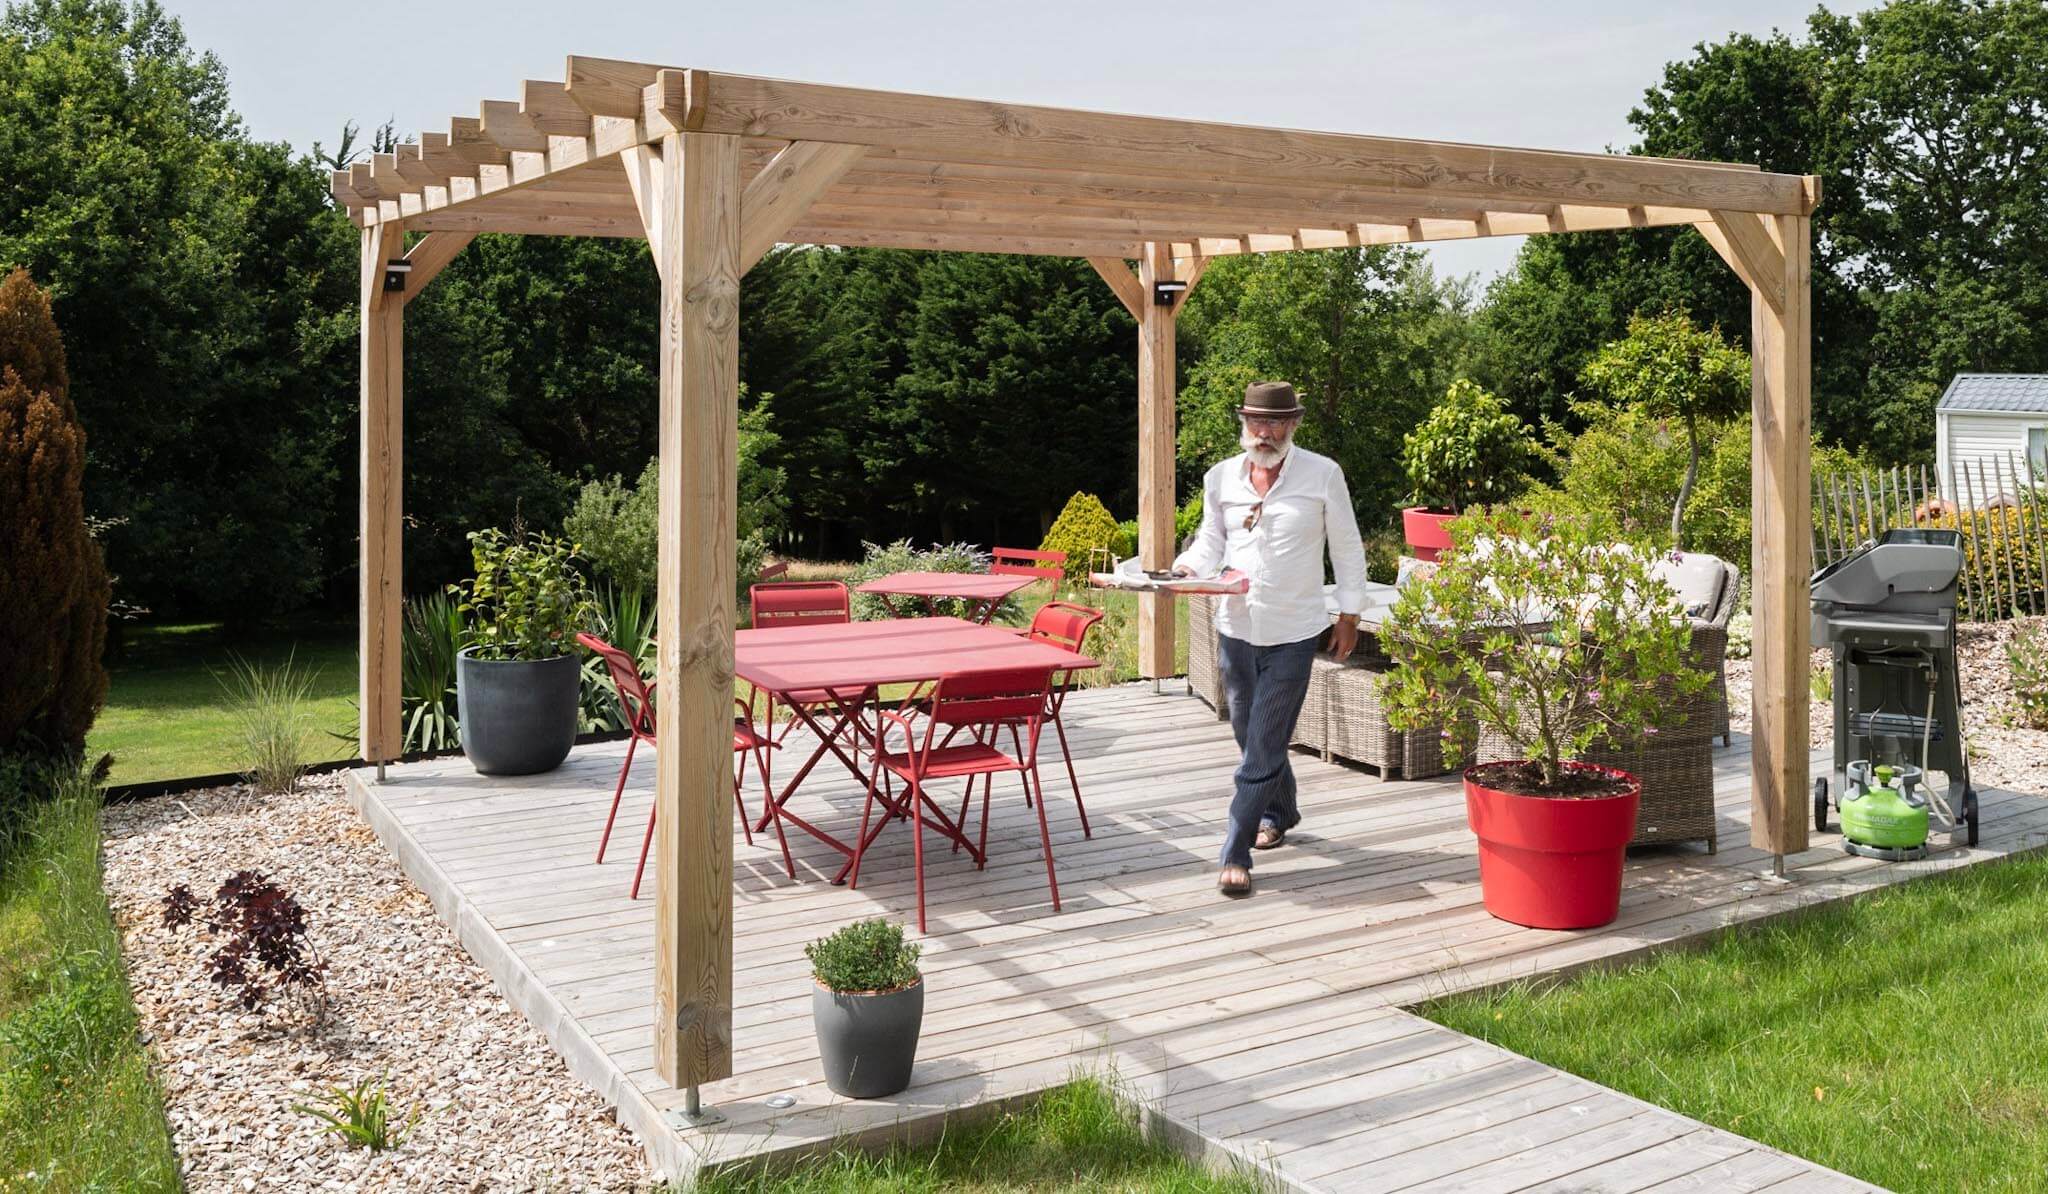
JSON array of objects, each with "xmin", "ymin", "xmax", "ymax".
[
  {"xmin": 812, "ymin": 978, "xmax": 924, "ymax": 1098},
  {"xmin": 455, "ymin": 648, "xmax": 580, "ymax": 776}
]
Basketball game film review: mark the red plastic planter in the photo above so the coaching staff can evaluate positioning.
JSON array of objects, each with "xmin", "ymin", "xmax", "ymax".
[
  {"xmin": 1401, "ymin": 507, "xmax": 1456, "ymax": 562},
  {"xmin": 1463, "ymin": 762, "xmax": 1641, "ymax": 929}
]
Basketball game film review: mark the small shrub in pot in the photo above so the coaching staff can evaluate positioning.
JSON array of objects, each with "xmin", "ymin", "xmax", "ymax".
[
  {"xmin": 805, "ymin": 918, "xmax": 923, "ymax": 1098},
  {"xmin": 451, "ymin": 528, "xmax": 595, "ymax": 775},
  {"xmin": 1399, "ymin": 380, "xmax": 1535, "ymax": 560}
]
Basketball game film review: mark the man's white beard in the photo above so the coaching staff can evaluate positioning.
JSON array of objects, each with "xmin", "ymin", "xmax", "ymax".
[{"xmin": 1241, "ymin": 426, "xmax": 1292, "ymax": 468}]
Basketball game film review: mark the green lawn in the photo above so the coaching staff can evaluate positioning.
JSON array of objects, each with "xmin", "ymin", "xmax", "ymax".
[
  {"xmin": 89, "ymin": 621, "xmax": 358, "ymax": 786},
  {"xmin": 688, "ymin": 1078, "xmax": 1256, "ymax": 1193},
  {"xmin": 0, "ymin": 770, "xmax": 180, "ymax": 1191},
  {"xmin": 1421, "ymin": 853, "xmax": 2048, "ymax": 1194}
]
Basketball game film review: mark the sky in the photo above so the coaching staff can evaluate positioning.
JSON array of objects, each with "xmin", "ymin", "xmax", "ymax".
[{"xmin": 169, "ymin": 0, "xmax": 1867, "ymax": 285}]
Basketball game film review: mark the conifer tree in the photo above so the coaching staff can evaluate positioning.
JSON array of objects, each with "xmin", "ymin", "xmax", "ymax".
[{"xmin": 0, "ymin": 268, "xmax": 109, "ymax": 758}]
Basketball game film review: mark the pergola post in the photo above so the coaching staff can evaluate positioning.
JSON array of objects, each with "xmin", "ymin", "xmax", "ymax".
[
  {"xmin": 1748, "ymin": 212, "xmax": 1814, "ymax": 864},
  {"xmin": 649, "ymin": 130, "xmax": 741, "ymax": 1093},
  {"xmin": 359, "ymin": 227, "xmax": 474, "ymax": 776},
  {"xmin": 1136, "ymin": 243, "xmax": 1179, "ymax": 683},
  {"xmin": 359, "ymin": 223, "xmax": 404, "ymax": 773}
]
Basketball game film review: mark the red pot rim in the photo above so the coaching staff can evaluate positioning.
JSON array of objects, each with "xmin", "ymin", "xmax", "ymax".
[{"xmin": 1462, "ymin": 759, "xmax": 1641, "ymax": 801}]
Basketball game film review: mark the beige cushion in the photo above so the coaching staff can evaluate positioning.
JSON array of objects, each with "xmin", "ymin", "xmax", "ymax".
[{"xmin": 1653, "ymin": 553, "xmax": 1728, "ymax": 618}]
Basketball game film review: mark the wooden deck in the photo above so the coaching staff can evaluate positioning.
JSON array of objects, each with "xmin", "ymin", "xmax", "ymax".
[{"xmin": 343, "ymin": 685, "xmax": 2048, "ymax": 1190}]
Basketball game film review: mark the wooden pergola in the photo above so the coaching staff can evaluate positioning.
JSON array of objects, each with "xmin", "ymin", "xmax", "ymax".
[{"xmin": 339, "ymin": 58, "xmax": 1818, "ymax": 1107}]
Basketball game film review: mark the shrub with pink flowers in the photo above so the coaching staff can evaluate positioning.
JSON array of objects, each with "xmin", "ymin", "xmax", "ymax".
[{"xmin": 1378, "ymin": 508, "xmax": 1711, "ymax": 793}]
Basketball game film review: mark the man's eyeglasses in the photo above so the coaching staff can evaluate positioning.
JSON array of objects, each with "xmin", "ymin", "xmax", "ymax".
[
  {"xmin": 1243, "ymin": 500, "xmax": 1264, "ymax": 531},
  {"xmin": 1242, "ymin": 416, "xmax": 1297, "ymax": 433}
]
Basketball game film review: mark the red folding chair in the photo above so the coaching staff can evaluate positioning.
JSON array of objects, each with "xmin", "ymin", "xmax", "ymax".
[
  {"xmin": 746, "ymin": 580, "xmax": 876, "ymax": 830},
  {"xmin": 848, "ymin": 666, "xmax": 1059, "ymax": 933},
  {"xmin": 991, "ymin": 547, "xmax": 1065, "ymax": 585},
  {"xmin": 756, "ymin": 560, "xmax": 790, "ymax": 582},
  {"xmin": 577, "ymin": 633, "xmax": 793, "ymax": 895},
  {"xmin": 960, "ymin": 601, "xmax": 1102, "ymax": 842}
]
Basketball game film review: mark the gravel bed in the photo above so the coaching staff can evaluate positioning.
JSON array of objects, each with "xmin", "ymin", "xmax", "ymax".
[
  {"xmin": 101, "ymin": 775, "xmax": 653, "ymax": 1192},
  {"xmin": 1725, "ymin": 615, "xmax": 2048, "ymax": 795}
]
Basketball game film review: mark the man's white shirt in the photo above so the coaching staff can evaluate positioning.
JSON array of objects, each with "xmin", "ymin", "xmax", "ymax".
[{"xmin": 1173, "ymin": 446, "xmax": 1370, "ymax": 647}]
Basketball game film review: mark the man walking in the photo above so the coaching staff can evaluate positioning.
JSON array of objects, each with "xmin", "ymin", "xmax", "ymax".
[{"xmin": 1174, "ymin": 381, "xmax": 1369, "ymax": 897}]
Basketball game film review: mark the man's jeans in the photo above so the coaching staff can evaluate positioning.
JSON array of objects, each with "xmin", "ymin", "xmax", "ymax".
[{"xmin": 1217, "ymin": 631, "xmax": 1320, "ymax": 869}]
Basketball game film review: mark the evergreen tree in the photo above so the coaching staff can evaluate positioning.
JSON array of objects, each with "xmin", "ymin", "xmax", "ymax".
[{"xmin": 0, "ymin": 268, "xmax": 108, "ymax": 759}]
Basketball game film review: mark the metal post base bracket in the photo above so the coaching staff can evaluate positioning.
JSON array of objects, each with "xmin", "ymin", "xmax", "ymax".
[{"xmin": 664, "ymin": 1085, "xmax": 725, "ymax": 1130}]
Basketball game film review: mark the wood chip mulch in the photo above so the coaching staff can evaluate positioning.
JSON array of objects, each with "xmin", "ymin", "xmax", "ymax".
[
  {"xmin": 1725, "ymin": 615, "xmax": 2048, "ymax": 795},
  {"xmin": 101, "ymin": 775, "xmax": 653, "ymax": 1192}
]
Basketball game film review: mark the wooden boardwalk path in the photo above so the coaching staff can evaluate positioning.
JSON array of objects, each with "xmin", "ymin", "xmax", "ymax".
[{"xmin": 343, "ymin": 685, "xmax": 2048, "ymax": 1190}]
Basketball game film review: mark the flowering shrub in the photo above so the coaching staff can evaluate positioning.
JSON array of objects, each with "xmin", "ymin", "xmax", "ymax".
[{"xmin": 1378, "ymin": 509, "xmax": 1711, "ymax": 792}]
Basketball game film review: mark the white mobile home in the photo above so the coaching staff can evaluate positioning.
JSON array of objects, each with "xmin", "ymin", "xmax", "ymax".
[{"xmin": 1935, "ymin": 373, "xmax": 2048, "ymax": 502}]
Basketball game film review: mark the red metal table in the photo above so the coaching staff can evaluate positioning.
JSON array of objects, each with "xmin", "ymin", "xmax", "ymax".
[
  {"xmin": 735, "ymin": 617, "xmax": 1098, "ymax": 878},
  {"xmin": 854, "ymin": 570, "xmax": 1037, "ymax": 624}
]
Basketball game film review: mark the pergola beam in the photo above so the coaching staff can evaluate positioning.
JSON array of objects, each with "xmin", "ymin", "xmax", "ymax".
[{"xmin": 678, "ymin": 71, "xmax": 1815, "ymax": 215}]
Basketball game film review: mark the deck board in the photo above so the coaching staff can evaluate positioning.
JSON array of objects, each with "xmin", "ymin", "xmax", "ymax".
[{"xmin": 344, "ymin": 684, "xmax": 2042, "ymax": 1189}]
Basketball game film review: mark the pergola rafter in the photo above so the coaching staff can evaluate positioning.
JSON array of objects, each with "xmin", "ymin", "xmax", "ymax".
[{"xmin": 344, "ymin": 58, "xmax": 1818, "ymax": 1114}]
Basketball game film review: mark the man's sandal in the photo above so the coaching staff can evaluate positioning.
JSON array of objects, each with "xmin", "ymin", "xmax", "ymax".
[
  {"xmin": 1217, "ymin": 866, "xmax": 1252, "ymax": 897},
  {"xmin": 1254, "ymin": 825, "xmax": 1287, "ymax": 850}
]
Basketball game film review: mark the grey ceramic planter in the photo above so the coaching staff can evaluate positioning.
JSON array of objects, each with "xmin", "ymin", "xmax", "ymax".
[
  {"xmin": 812, "ymin": 978, "xmax": 923, "ymax": 1098},
  {"xmin": 455, "ymin": 648, "xmax": 580, "ymax": 776}
]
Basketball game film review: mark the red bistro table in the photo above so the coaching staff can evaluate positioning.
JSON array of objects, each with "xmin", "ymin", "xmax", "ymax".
[
  {"xmin": 854, "ymin": 570, "xmax": 1037, "ymax": 624},
  {"xmin": 734, "ymin": 617, "xmax": 1099, "ymax": 878}
]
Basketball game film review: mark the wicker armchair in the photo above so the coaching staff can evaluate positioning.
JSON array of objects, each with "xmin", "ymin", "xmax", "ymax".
[
  {"xmin": 1473, "ymin": 621, "xmax": 1726, "ymax": 852},
  {"xmin": 1187, "ymin": 595, "xmax": 1229, "ymax": 721},
  {"xmin": 1189, "ymin": 594, "xmax": 1448, "ymax": 779}
]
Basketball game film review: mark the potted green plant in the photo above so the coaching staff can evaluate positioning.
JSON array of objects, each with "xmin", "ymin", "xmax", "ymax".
[
  {"xmin": 451, "ymin": 528, "xmax": 596, "ymax": 776},
  {"xmin": 1399, "ymin": 379, "xmax": 1535, "ymax": 561},
  {"xmin": 1379, "ymin": 509, "xmax": 1707, "ymax": 928},
  {"xmin": 805, "ymin": 918, "xmax": 923, "ymax": 1099}
]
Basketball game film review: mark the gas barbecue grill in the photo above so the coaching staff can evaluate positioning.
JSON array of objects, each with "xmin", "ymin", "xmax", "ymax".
[{"xmin": 1810, "ymin": 528, "xmax": 1978, "ymax": 854}]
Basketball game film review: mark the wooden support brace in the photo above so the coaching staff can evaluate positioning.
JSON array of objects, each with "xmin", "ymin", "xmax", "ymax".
[
  {"xmin": 738, "ymin": 142, "xmax": 868, "ymax": 274},
  {"xmin": 397, "ymin": 231, "xmax": 476, "ymax": 303},
  {"xmin": 623, "ymin": 144, "xmax": 666, "ymax": 272},
  {"xmin": 1087, "ymin": 256, "xmax": 1143, "ymax": 320},
  {"xmin": 1708, "ymin": 210, "xmax": 1786, "ymax": 314},
  {"xmin": 1176, "ymin": 255, "xmax": 1210, "ymax": 305}
]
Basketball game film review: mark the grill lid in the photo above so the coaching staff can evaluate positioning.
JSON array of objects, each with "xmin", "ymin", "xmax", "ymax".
[{"xmin": 1811, "ymin": 528, "xmax": 1962, "ymax": 612}]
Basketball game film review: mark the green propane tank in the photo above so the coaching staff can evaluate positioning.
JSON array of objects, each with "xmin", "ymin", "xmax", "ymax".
[{"xmin": 1842, "ymin": 761, "xmax": 1930, "ymax": 856}]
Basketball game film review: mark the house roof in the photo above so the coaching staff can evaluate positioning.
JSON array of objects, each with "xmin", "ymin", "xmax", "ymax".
[{"xmin": 1937, "ymin": 374, "xmax": 2048, "ymax": 414}]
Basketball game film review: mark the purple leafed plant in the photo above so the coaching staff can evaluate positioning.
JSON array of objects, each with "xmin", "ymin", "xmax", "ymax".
[{"xmin": 162, "ymin": 871, "xmax": 328, "ymax": 1019}]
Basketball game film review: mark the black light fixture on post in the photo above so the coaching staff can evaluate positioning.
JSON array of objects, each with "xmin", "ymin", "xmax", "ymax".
[
  {"xmin": 1152, "ymin": 279, "xmax": 1188, "ymax": 306},
  {"xmin": 383, "ymin": 258, "xmax": 412, "ymax": 293}
]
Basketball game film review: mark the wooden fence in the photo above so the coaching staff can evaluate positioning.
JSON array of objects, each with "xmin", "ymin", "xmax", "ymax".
[{"xmin": 1812, "ymin": 453, "xmax": 2047, "ymax": 621}]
